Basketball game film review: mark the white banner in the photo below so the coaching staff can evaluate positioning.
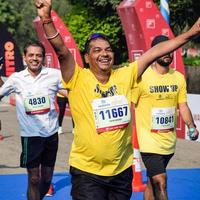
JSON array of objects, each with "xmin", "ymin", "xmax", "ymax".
[{"xmin": 186, "ymin": 94, "xmax": 200, "ymax": 142}]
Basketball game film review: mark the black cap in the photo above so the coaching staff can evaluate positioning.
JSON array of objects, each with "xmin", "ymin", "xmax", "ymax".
[{"xmin": 151, "ymin": 35, "xmax": 169, "ymax": 47}]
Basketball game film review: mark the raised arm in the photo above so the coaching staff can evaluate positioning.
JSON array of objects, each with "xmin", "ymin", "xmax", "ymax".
[
  {"xmin": 137, "ymin": 18, "xmax": 200, "ymax": 78},
  {"xmin": 35, "ymin": 0, "xmax": 75, "ymax": 83}
]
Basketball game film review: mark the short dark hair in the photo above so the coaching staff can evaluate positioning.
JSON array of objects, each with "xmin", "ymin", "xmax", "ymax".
[
  {"xmin": 84, "ymin": 33, "xmax": 111, "ymax": 54},
  {"xmin": 23, "ymin": 41, "xmax": 46, "ymax": 57},
  {"xmin": 151, "ymin": 35, "xmax": 169, "ymax": 47}
]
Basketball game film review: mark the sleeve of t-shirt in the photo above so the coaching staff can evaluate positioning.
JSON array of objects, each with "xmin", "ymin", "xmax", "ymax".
[
  {"xmin": 0, "ymin": 74, "xmax": 15, "ymax": 96},
  {"xmin": 128, "ymin": 61, "xmax": 138, "ymax": 88},
  {"xmin": 57, "ymin": 70, "xmax": 66, "ymax": 90},
  {"xmin": 131, "ymin": 85, "xmax": 140, "ymax": 104},
  {"xmin": 62, "ymin": 63, "xmax": 81, "ymax": 90}
]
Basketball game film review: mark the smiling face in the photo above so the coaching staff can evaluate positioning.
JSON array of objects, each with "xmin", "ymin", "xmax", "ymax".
[
  {"xmin": 84, "ymin": 38, "xmax": 114, "ymax": 74},
  {"xmin": 23, "ymin": 45, "xmax": 45, "ymax": 76}
]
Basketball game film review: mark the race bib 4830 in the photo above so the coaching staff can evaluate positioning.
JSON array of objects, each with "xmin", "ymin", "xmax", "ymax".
[{"xmin": 24, "ymin": 95, "xmax": 50, "ymax": 115}]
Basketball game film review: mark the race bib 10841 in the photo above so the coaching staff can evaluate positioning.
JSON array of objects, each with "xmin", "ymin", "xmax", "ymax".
[{"xmin": 151, "ymin": 107, "xmax": 175, "ymax": 132}]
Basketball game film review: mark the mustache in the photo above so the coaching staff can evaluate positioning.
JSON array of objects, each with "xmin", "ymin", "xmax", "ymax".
[{"xmin": 163, "ymin": 54, "xmax": 173, "ymax": 59}]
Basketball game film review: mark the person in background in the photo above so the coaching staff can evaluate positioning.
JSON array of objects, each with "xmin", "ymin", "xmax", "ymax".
[
  {"xmin": 56, "ymin": 90, "xmax": 74, "ymax": 134},
  {"xmin": 0, "ymin": 41, "xmax": 66, "ymax": 200},
  {"xmin": 132, "ymin": 35, "xmax": 199, "ymax": 200},
  {"xmin": 0, "ymin": 58, "xmax": 4, "ymax": 86},
  {"xmin": 0, "ymin": 61, "xmax": 4, "ymax": 140},
  {"xmin": 57, "ymin": 93, "xmax": 68, "ymax": 134},
  {"xmin": 35, "ymin": 0, "xmax": 200, "ymax": 199}
]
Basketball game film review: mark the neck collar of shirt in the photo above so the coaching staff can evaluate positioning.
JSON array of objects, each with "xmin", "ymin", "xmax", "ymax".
[{"xmin": 23, "ymin": 66, "xmax": 48, "ymax": 77}]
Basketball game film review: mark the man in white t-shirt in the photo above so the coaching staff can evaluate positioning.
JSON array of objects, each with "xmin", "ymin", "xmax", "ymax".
[{"xmin": 0, "ymin": 41, "xmax": 65, "ymax": 200}]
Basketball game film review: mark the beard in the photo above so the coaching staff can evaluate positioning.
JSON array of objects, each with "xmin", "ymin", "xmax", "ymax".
[{"xmin": 157, "ymin": 55, "xmax": 173, "ymax": 67}]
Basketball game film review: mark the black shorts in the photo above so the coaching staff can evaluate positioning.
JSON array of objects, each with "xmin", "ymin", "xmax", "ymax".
[
  {"xmin": 70, "ymin": 166, "xmax": 133, "ymax": 200},
  {"xmin": 141, "ymin": 153, "xmax": 174, "ymax": 178},
  {"xmin": 20, "ymin": 133, "xmax": 58, "ymax": 169}
]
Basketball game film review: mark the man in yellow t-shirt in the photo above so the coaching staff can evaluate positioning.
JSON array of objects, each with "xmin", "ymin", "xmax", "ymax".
[
  {"xmin": 132, "ymin": 35, "xmax": 199, "ymax": 200},
  {"xmin": 35, "ymin": 1, "xmax": 200, "ymax": 199}
]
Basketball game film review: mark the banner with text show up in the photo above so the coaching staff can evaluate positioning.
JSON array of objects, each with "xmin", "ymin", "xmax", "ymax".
[
  {"xmin": 33, "ymin": 10, "xmax": 83, "ymax": 69},
  {"xmin": 117, "ymin": 0, "xmax": 185, "ymax": 139},
  {"xmin": 0, "ymin": 23, "xmax": 23, "ymax": 77}
]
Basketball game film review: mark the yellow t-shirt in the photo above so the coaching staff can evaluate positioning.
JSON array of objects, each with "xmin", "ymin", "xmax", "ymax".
[
  {"xmin": 62, "ymin": 62, "xmax": 138, "ymax": 176},
  {"xmin": 132, "ymin": 67, "xmax": 187, "ymax": 154}
]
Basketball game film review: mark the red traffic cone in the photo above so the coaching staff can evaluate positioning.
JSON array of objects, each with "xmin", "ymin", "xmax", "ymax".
[{"xmin": 131, "ymin": 115, "xmax": 146, "ymax": 192}]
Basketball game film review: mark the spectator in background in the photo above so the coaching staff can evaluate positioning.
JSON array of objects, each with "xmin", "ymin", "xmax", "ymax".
[
  {"xmin": 0, "ymin": 61, "xmax": 3, "ymax": 140},
  {"xmin": 0, "ymin": 58, "xmax": 4, "ymax": 86},
  {"xmin": 57, "ymin": 91, "xmax": 74, "ymax": 134}
]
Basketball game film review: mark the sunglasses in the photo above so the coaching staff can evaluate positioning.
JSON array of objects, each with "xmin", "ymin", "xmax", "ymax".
[
  {"xmin": 87, "ymin": 33, "xmax": 108, "ymax": 42},
  {"xmin": 84, "ymin": 33, "xmax": 110, "ymax": 53}
]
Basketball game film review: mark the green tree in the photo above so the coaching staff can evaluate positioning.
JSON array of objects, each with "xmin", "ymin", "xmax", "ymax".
[
  {"xmin": 154, "ymin": 0, "xmax": 199, "ymax": 35},
  {"xmin": 0, "ymin": 1, "xmax": 21, "ymax": 34},
  {"xmin": 0, "ymin": 0, "xmax": 199, "ymax": 61},
  {"xmin": 65, "ymin": 0, "xmax": 200, "ymax": 64},
  {"xmin": 0, "ymin": 0, "xmax": 69, "ymax": 52},
  {"xmin": 0, "ymin": 0, "xmax": 38, "ymax": 51},
  {"xmin": 65, "ymin": 0, "xmax": 126, "ymax": 64}
]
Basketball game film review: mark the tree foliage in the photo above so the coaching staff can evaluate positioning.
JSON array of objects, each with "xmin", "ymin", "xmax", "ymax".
[
  {"xmin": 154, "ymin": 0, "xmax": 199, "ymax": 34},
  {"xmin": 0, "ymin": 1, "xmax": 21, "ymax": 34},
  {"xmin": 65, "ymin": 0, "xmax": 126, "ymax": 64},
  {"xmin": 0, "ymin": 0, "xmax": 69, "ymax": 52},
  {"xmin": 0, "ymin": 0, "xmax": 199, "ymax": 61}
]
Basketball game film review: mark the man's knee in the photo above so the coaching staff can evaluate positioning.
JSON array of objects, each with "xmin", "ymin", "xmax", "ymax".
[
  {"xmin": 151, "ymin": 174, "xmax": 167, "ymax": 191},
  {"xmin": 29, "ymin": 175, "xmax": 40, "ymax": 185}
]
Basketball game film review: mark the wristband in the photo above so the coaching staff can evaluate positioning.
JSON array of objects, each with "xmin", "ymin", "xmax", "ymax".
[
  {"xmin": 42, "ymin": 18, "xmax": 53, "ymax": 24},
  {"xmin": 45, "ymin": 30, "xmax": 60, "ymax": 40},
  {"xmin": 187, "ymin": 122, "xmax": 196, "ymax": 129}
]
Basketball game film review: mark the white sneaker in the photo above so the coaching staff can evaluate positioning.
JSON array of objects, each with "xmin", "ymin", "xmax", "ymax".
[{"xmin": 58, "ymin": 127, "xmax": 63, "ymax": 135}]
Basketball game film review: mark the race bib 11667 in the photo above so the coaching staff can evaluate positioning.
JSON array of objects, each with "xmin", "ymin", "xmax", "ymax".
[{"xmin": 92, "ymin": 95, "xmax": 131, "ymax": 133}]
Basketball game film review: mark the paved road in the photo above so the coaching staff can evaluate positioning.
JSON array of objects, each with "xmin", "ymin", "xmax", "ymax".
[{"xmin": 0, "ymin": 102, "xmax": 200, "ymax": 175}]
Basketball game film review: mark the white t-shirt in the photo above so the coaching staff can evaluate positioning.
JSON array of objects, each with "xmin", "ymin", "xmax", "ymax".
[{"xmin": 0, "ymin": 67, "xmax": 64, "ymax": 137}]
